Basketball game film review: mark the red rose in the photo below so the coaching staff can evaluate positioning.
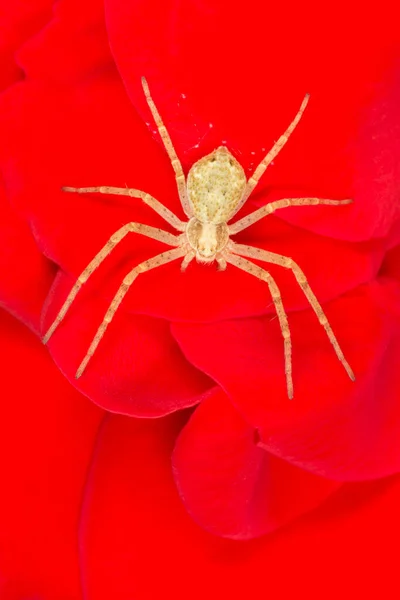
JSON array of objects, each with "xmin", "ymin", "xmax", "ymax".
[{"xmin": 1, "ymin": 0, "xmax": 400, "ymax": 597}]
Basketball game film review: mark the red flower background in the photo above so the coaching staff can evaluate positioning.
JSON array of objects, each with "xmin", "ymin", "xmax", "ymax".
[{"xmin": 1, "ymin": 0, "xmax": 400, "ymax": 598}]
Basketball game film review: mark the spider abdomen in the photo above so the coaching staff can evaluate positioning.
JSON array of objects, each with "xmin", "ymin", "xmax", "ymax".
[{"xmin": 187, "ymin": 146, "xmax": 246, "ymax": 224}]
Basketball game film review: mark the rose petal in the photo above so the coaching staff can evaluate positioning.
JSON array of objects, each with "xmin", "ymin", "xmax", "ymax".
[
  {"xmin": 173, "ymin": 390, "xmax": 340, "ymax": 539},
  {"xmin": 79, "ymin": 405, "xmax": 400, "ymax": 597},
  {"xmin": 0, "ymin": 310, "xmax": 104, "ymax": 598},
  {"xmin": 172, "ymin": 277, "xmax": 400, "ymax": 480},
  {"xmin": 0, "ymin": 183, "xmax": 55, "ymax": 334},
  {"xmin": 106, "ymin": 0, "xmax": 400, "ymax": 241},
  {"xmin": 381, "ymin": 243, "xmax": 400, "ymax": 281},
  {"xmin": 0, "ymin": 0, "xmax": 53, "ymax": 90},
  {"xmin": 15, "ymin": 0, "xmax": 111, "ymax": 85},
  {"xmin": 0, "ymin": 76, "xmax": 383, "ymax": 325},
  {"xmin": 43, "ymin": 272, "xmax": 215, "ymax": 417},
  {"xmin": 250, "ymin": 69, "xmax": 400, "ymax": 243}
]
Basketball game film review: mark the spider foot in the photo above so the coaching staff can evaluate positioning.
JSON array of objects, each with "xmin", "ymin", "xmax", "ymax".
[{"xmin": 75, "ymin": 355, "xmax": 90, "ymax": 379}]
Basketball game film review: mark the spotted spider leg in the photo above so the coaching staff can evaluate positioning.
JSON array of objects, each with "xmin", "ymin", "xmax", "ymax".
[
  {"xmin": 141, "ymin": 77, "xmax": 192, "ymax": 217},
  {"xmin": 232, "ymin": 93, "xmax": 310, "ymax": 216},
  {"xmin": 42, "ymin": 224, "xmax": 182, "ymax": 344},
  {"xmin": 44, "ymin": 79, "xmax": 191, "ymax": 367},
  {"xmin": 75, "ymin": 246, "xmax": 186, "ymax": 378},
  {"xmin": 226, "ymin": 242, "xmax": 355, "ymax": 388},
  {"xmin": 62, "ymin": 186, "xmax": 186, "ymax": 231},
  {"xmin": 226, "ymin": 253, "xmax": 293, "ymax": 398},
  {"xmin": 229, "ymin": 197, "xmax": 352, "ymax": 235}
]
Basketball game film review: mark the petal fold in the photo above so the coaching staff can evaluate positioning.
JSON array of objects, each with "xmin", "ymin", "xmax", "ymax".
[
  {"xmin": 106, "ymin": 0, "xmax": 400, "ymax": 241},
  {"xmin": 0, "ymin": 310, "xmax": 104, "ymax": 599},
  {"xmin": 44, "ymin": 272, "xmax": 214, "ymax": 416},
  {"xmin": 0, "ymin": 185, "xmax": 55, "ymax": 334},
  {"xmin": 79, "ymin": 402, "xmax": 400, "ymax": 598},
  {"xmin": 173, "ymin": 390, "xmax": 340, "ymax": 539},
  {"xmin": 172, "ymin": 278, "xmax": 400, "ymax": 480}
]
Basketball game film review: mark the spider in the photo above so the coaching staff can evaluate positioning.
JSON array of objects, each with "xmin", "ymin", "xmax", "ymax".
[{"xmin": 43, "ymin": 77, "xmax": 355, "ymax": 398}]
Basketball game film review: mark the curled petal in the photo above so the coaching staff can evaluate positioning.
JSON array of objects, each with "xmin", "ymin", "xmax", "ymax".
[
  {"xmin": 79, "ymin": 397, "xmax": 400, "ymax": 597},
  {"xmin": 0, "ymin": 310, "xmax": 104, "ymax": 597},
  {"xmin": 172, "ymin": 278, "xmax": 400, "ymax": 480},
  {"xmin": 43, "ymin": 271, "xmax": 215, "ymax": 417},
  {"xmin": 173, "ymin": 390, "xmax": 340, "ymax": 539},
  {"xmin": 106, "ymin": 0, "xmax": 400, "ymax": 241},
  {"xmin": 0, "ymin": 0, "xmax": 53, "ymax": 90},
  {"xmin": 0, "ymin": 185, "xmax": 55, "ymax": 334}
]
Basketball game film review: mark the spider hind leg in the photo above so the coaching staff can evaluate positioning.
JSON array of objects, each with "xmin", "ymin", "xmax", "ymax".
[
  {"xmin": 75, "ymin": 246, "xmax": 186, "ymax": 378},
  {"xmin": 230, "ymin": 243, "xmax": 355, "ymax": 383},
  {"xmin": 225, "ymin": 252, "xmax": 293, "ymax": 399}
]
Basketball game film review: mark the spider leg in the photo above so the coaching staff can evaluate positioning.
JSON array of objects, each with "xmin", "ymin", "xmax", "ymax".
[
  {"xmin": 75, "ymin": 246, "xmax": 186, "ymax": 378},
  {"xmin": 234, "ymin": 94, "xmax": 310, "ymax": 215},
  {"xmin": 229, "ymin": 197, "xmax": 352, "ymax": 235},
  {"xmin": 141, "ymin": 77, "xmax": 191, "ymax": 218},
  {"xmin": 43, "ymin": 223, "xmax": 181, "ymax": 344},
  {"xmin": 216, "ymin": 256, "xmax": 227, "ymax": 271},
  {"xmin": 225, "ymin": 252, "xmax": 293, "ymax": 398},
  {"xmin": 230, "ymin": 243, "xmax": 355, "ymax": 381},
  {"xmin": 62, "ymin": 186, "xmax": 185, "ymax": 232},
  {"xmin": 181, "ymin": 250, "xmax": 196, "ymax": 271}
]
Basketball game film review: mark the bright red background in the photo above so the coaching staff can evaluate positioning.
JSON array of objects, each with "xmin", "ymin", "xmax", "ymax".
[
  {"xmin": 1, "ymin": 0, "xmax": 400, "ymax": 598},
  {"xmin": 1, "ymin": 311, "xmax": 400, "ymax": 599}
]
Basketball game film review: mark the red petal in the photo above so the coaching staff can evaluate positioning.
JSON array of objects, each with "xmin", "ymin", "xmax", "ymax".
[
  {"xmin": 16, "ymin": 0, "xmax": 111, "ymax": 85},
  {"xmin": 2, "ymin": 311, "xmax": 400, "ymax": 596},
  {"xmin": 172, "ymin": 277, "xmax": 400, "ymax": 480},
  {"xmin": 381, "ymin": 243, "xmax": 400, "ymax": 281},
  {"xmin": 0, "ymin": 0, "xmax": 53, "ymax": 90},
  {"xmin": 106, "ymin": 0, "xmax": 400, "ymax": 241},
  {"xmin": 173, "ymin": 390, "xmax": 340, "ymax": 539},
  {"xmin": 79, "ymin": 406, "xmax": 400, "ymax": 597},
  {"xmin": 269, "ymin": 70, "xmax": 400, "ymax": 242},
  {"xmin": 0, "ymin": 76, "xmax": 382, "ymax": 325},
  {"xmin": 0, "ymin": 184, "xmax": 55, "ymax": 334},
  {"xmin": 0, "ymin": 310, "xmax": 104, "ymax": 598},
  {"xmin": 44, "ymin": 272, "xmax": 214, "ymax": 417}
]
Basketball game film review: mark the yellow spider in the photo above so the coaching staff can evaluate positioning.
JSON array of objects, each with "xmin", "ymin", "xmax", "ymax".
[{"xmin": 43, "ymin": 78, "xmax": 355, "ymax": 398}]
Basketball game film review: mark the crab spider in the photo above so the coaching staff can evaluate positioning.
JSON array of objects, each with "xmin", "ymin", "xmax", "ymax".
[{"xmin": 43, "ymin": 77, "xmax": 355, "ymax": 398}]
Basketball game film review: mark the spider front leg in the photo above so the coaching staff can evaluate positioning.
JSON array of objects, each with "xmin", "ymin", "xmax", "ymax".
[
  {"xmin": 142, "ymin": 77, "xmax": 192, "ymax": 218},
  {"xmin": 229, "ymin": 197, "xmax": 353, "ymax": 235},
  {"xmin": 62, "ymin": 186, "xmax": 186, "ymax": 232},
  {"xmin": 225, "ymin": 253, "xmax": 293, "ymax": 398},
  {"xmin": 76, "ymin": 246, "xmax": 186, "ymax": 378},
  {"xmin": 230, "ymin": 243, "xmax": 355, "ymax": 382},
  {"xmin": 43, "ymin": 223, "xmax": 181, "ymax": 343},
  {"xmin": 233, "ymin": 94, "xmax": 310, "ymax": 214}
]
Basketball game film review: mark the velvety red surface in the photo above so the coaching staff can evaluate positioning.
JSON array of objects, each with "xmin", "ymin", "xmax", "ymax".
[
  {"xmin": 1, "ymin": 311, "xmax": 400, "ymax": 600},
  {"xmin": 1, "ymin": 0, "xmax": 400, "ymax": 596}
]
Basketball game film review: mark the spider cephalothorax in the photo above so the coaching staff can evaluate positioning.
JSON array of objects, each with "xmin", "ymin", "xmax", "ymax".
[{"xmin": 43, "ymin": 77, "xmax": 355, "ymax": 398}]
